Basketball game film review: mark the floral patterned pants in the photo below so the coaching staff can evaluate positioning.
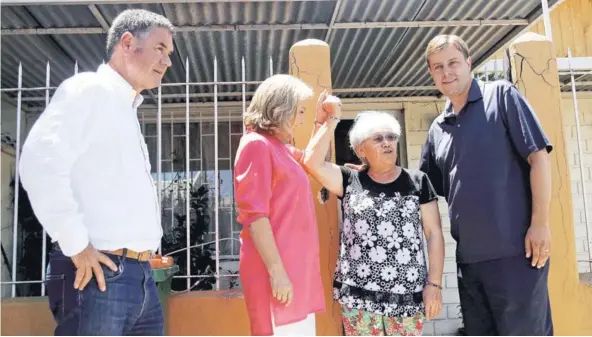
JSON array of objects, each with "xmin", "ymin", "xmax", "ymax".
[{"xmin": 341, "ymin": 306, "xmax": 424, "ymax": 336}]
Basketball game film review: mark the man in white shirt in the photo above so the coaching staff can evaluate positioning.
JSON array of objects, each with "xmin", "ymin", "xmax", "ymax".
[{"xmin": 19, "ymin": 9, "xmax": 174, "ymax": 336}]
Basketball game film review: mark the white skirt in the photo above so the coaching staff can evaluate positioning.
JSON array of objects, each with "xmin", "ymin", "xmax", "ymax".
[{"xmin": 272, "ymin": 313, "xmax": 316, "ymax": 336}]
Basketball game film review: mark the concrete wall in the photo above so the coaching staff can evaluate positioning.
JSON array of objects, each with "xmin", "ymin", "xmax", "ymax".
[
  {"xmin": 561, "ymin": 92, "xmax": 592, "ymax": 273},
  {"xmin": 403, "ymin": 100, "xmax": 463, "ymax": 336}
]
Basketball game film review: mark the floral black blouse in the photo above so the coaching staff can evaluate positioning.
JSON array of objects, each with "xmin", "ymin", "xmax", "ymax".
[{"xmin": 334, "ymin": 167, "xmax": 437, "ymax": 318}]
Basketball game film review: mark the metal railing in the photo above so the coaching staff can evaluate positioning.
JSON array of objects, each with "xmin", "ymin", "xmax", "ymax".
[{"xmin": 0, "ymin": 55, "xmax": 277, "ymax": 297}]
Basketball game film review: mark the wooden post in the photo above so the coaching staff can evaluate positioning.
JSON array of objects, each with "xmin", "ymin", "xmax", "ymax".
[
  {"xmin": 289, "ymin": 39, "xmax": 342, "ymax": 336},
  {"xmin": 509, "ymin": 32, "xmax": 592, "ymax": 335}
]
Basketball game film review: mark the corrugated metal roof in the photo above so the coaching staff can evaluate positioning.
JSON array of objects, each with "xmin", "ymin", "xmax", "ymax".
[{"xmin": 1, "ymin": 0, "xmax": 561, "ymax": 109}]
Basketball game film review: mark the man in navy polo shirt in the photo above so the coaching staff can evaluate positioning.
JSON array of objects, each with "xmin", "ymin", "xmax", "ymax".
[{"xmin": 419, "ymin": 34, "xmax": 553, "ymax": 335}]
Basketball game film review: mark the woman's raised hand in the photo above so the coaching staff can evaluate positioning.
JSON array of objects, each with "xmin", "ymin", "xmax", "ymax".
[
  {"xmin": 315, "ymin": 90, "xmax": 342, "ymax": 124},
  {"xmin": 322, "ymin": 94, "xmax": 342, "ymax": 121}
]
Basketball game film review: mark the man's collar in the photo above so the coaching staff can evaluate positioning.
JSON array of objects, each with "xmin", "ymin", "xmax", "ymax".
[
  {"xmin": 97, "ymin": 63, "xmax": 144, "ymax": 109},
  {"xmin": 441, "ymin": 78, "xmax": 483, "ymax": 124}
]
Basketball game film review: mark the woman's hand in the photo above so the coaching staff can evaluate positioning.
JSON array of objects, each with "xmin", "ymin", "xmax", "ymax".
[
  {"xmin": 315, "ymin": 90, "xmax": 342, "ymax": 124},
  {"xmin": 423, "ymin": 285, "xmax": 442, "ymax": 320},
  {"xmin": 322, "ymin": 95, "xmax": 342, "ymax": 121},
  {"xmin": 269, "ymin": 264, "xmax": 293, "ymax": 306},
  {"xmin": 315, "ymin": 90, "xmax": 329, "ymax": 124}
]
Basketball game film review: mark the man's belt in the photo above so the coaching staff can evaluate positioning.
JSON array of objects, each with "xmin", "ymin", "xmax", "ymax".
[
  {"xmin": 104, "ymin": 249, "xmax": 153, "ymax": 262},
  {"xmin": 52, "ymin": 243, "xmax": 153, "ymax": 262}
]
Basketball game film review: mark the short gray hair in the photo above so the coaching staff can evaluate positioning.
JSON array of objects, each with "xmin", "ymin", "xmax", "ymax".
[
  {"xmin": 106, "ymin": 9, "xmax": 175, "ymax": 59},
  {"xmin": 349, "ymin": 111, "xmax": 402, "ymax": 151},
  {"xmin": 244, "ymin": 74, "xmax": 313, "ymax": 134}
]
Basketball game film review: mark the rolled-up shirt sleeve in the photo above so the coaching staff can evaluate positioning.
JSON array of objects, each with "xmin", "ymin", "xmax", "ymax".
[
  {"xmin": 19, "ymin": 79, "xmax": 99, "ymax": 256},
  {"xmin": 503, "ymin": 85, "xmax": 553, "ymax": 161},
  {"xmin": 234, "ymin": 138, "xmax": 273, "ymax": 228}
]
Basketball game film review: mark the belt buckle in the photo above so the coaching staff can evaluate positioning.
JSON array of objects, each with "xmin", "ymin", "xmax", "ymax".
[{"xmin": 138, "ymin": 251, "xmax": 151, "ymax": 261}]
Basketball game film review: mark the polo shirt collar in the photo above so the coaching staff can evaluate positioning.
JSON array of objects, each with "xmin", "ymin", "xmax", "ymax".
[{"xmin": 442, "ymin": 78, "xmax": 483, "ymax": 123}]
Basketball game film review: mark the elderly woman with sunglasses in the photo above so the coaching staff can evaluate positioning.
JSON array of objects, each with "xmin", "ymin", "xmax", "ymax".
[{"xmin": 302, "ymin": 109, "xmax": 445, "ymax": 336}]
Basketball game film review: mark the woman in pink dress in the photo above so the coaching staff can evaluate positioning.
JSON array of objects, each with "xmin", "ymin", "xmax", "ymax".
[{"xmin": 234, "ymin": 74, "xmax": 340, "ymax": 336}]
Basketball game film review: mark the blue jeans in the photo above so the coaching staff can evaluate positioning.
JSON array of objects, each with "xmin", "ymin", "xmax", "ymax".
[{"xmin": 46, "ymin": 247, "xmax": 164, "ymax": 336}]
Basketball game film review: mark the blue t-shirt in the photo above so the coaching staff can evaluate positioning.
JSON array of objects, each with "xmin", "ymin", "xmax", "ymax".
[{"xmin": 419, "ymin": 78, "xmax": 552, "ymax": 263}]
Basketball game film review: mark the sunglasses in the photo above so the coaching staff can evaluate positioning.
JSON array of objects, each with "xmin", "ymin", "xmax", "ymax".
[{"xmin": 369, "ymin": 132, "xmax": 398, "ymax": 145}]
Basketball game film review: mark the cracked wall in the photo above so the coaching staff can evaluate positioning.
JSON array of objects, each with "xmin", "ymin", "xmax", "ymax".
[
  {"xmin": 509, "ymin": 32, "xmax": 592, "ymax": 336},
  {"xmin": 289, "ymin": 39, "xmax": 342, "ymax": 336}
]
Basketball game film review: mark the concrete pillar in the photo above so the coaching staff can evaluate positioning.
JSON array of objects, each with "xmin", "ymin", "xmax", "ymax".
[
  {"xmin": 289, "ymin": 39, "xmax": 342, "ymax": 336},
  {"xmin": 508, "ymin": 32, "xmax": 592, "ymax": 335}
]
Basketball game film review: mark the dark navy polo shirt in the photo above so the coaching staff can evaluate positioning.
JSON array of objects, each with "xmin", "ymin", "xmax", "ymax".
[{"xmin": 419, "ymin": 78, "xmax": 552, "ymax": 264}]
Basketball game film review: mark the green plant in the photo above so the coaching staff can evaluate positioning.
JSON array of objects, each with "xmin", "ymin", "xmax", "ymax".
[{"xmin": 160, "ymin": 182, "xmax": 219, "ymax": 291}]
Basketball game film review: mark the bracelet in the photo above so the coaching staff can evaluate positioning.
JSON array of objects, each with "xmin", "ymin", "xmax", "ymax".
[
  {"xmin": 315, "ymin": 117, "xmax": 340, "ymax": 125},
  {"xmin": 425, "ymin": 280, "xmax": 442, "ymax": 290}
]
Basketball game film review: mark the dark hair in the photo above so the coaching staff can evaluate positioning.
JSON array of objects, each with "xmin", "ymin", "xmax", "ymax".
[{"xmin": 106, "ymin": 9, "xmax": 175, "ymax": 59}]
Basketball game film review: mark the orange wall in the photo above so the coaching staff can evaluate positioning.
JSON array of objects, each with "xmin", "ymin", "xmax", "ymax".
[
  {"xmin": 491, "ymin": 0, "xmax": 592, "ymax": 59},
  {"xmin": 1, "ymin": 297, "xmax": 55, "ymax": 336},
  {"xmin": 533, "ymin": 0, "xmax": 592, "ymax": 57},
  {"xmin": 167, "ymin": 290, "xmax": 251, "ymax": 335}
]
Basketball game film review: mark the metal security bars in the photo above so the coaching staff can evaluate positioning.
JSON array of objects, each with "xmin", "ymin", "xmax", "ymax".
[{"xmin": 0, "ymin": 55, "xmax": 277, "ymax": 296}]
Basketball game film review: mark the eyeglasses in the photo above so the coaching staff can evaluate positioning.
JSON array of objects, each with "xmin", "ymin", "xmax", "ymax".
[{"xmin": 370, "ymin": 132, "xmax": 398, "ymax": 145}]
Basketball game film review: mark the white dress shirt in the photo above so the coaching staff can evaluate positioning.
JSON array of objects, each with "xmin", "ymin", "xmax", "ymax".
[{"xmin": 19, "ymin": 64, "xmax": 162, "ymax": 257}]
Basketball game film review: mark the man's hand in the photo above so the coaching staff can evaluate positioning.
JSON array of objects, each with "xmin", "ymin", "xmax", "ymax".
[
  {"xmin": 525, "ymin": 223, "xmax": 551, "ymax": 268},
  {"xmin": 269, "ymin": 265, "xmax": 293, "ymax": 306},
  {"xmin": 71, "ymin": 244, "xmax": 118, "ymax": 292},
  {"xmin": 423, "ymin": 285, "xmax": 442, "ymax": 320}
]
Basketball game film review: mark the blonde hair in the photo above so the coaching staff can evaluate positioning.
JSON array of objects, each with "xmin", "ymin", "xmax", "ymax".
[
  {"xmin": 244, "ymin": 74, "xmax": 313, "ymax": 134},
  {"xmin": 425, "ymin": 34, "xmax": 470, "ymax": 66}
]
